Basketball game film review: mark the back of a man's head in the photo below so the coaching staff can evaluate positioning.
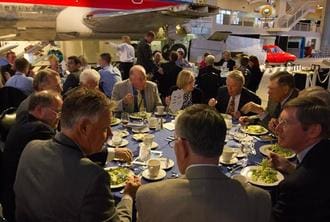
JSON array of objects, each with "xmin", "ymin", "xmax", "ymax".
[
  {"xmin": 169, "ymin": 51, "xmax": 178, "ymax": 62},
  {"xmin": 175, "ymin": 104, "xmax": 227, "ymax": 158},
  {"xmin": 205, "ymin": 55, "xmax": 215, "ymax": 66},
  {"xmin": 100, "ymin": 53, "xmax": 111, "ymax": 64},
  {"xmin": 33, "ymin": 69, "xmax": 61, "ymax": 92},
  {"xmin": 28, "ymin": 90, "xmax": 60, "ymax": 112},
  {"xmin": 15, "ymin": 57, "xmax": 30, "ymax": 73},
  {"xmin": 270, "ymin": 71, "xmax": 295, "ymax": 89},
  {"xmin": 61, "ymin": 88, "xmax": 112, "ymax": 129}
]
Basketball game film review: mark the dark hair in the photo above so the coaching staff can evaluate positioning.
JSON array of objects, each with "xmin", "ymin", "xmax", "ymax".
[
  {"xmin": 146, "ymin": 31, "xmax": 155, "ymax": 38},
  {"xmin": 270, "ymin": 71, "xmax": 295, "ymax": 89},
  {"xmin": 6, "ymin": 51, "xmax": 15, "ymax": 58},
  {"xmin": 169, "ymin": 51, "xmax": 178, "ymax": 62},
  {"xmin": 68, "ymin": 56, "xmax": 82, "ymax": 65},
  {"xmin": 284, "ymin": 96, "xmax": 330, "ymax": 139},
  {"xmin": 33, "ymin": 69, "xmax": 60, "ymax": 91},
  {"xmin": 100, "ymin": 53, "xmax": 112, "ymax": 64},
  {"xmin": 61, "ymin": 88, "xmax": 113, "ymax": 129},
  {"xmin": 28, "ymin": 90, "xmax": 60, "ymax": 111},
  {"xmin": 15, "ymin": 57, "xmax": 30, "ymax": 73},
  {"xmin": 203, "ymin": 52, "xmax": 210, "ymax": 57},
  {"xmin": 176, "ymin": 104, "xmax": 227, "ymax": 157},
  {"xmin": 240, "ymin": 56, "xmax": 249, "ymax": 67},
  {"xmin": 249, "ymin": 55, "xmax": 260, "ymax": 68}
]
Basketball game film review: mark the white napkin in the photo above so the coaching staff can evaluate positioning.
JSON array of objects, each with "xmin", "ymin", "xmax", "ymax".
[{"xmin": 164, "ymin": 122, "xmax": 175, "ymax": 131}]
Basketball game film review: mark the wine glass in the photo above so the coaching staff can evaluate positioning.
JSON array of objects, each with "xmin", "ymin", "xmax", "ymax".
[{"xmin": 121, "ymin": 112, "xmax": 129, "ymax": 127}]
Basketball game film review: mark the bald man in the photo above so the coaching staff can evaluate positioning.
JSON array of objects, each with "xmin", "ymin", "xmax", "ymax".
[{"xmin": 112, "ymin": 65, "xmax": 162, "ymax": 113}]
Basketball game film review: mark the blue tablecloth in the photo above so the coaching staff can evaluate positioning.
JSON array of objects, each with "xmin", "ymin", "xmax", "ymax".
[{"xmin": 108, "ymin": 121, "xmax": 293, "ymax": 199}]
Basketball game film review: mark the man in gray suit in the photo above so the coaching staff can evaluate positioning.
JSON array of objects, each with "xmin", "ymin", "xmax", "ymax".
[
  {"xmin": 14, "ymin": 88, "xmax": 141, "ymax": 221},
  {"xmin": 112, "ymin": 65, "xmax": 162, "ymax": 113},
  {"xmin": 136, "ymin": 104, "xmax": 271, "ymax": 222}
]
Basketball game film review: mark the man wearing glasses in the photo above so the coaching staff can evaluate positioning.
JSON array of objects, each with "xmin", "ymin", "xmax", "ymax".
[
  {"xmin": 136, "ymin": 104, "xmax": 270, "ymax": 222},
  {"xmin": 0, "ymin": 90, "xmax": 62, "ymax": 221}
]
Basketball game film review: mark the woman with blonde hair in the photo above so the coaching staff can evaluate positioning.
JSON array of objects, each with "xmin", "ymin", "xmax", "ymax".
[
  {"xmin": 166, "ymin": 70, "xmax": 203, "ymax": 109},
  {"xmin": 48, "ymin": 54, "xmax": 64, "ymax": 77}
]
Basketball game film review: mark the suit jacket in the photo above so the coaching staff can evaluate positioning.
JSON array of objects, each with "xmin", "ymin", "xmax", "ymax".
[
  {"xmin": 136, "ymin": 39, "xmax": 155, "ymax": 74},
  {"xmin": 136, "ymin": 165, "xmax": 271, "ymax": 222},
  {"xmin": 215, "ymin": 87, "xmax": 261, "ymax": 115},
  {"xmin": 214, "ymin": 59, "xmax": 236, "ymax": 71},
  {"xmin": 198, "ymin": 65, "xmax": 221, "ymax": 77},
  {"xmin": 272, "ymin": 139, "xmax": 330, "ymax": 222},
  {"xmin": 0, "ymin": 114, "xmax": 55, "ymax": 222},
  {"xmin": 62, "ymin": 70, "xmax": 81, "ymax": 94},
  {"xmin": 260, "ymin": 88, "xmax": 299, "ymax": 128},
  {"xmin": 14, "ymin": 133, "xmax": 132, "ymax": 222},
  {"xmin": 112, "ymin": 79, "xmax": 162, "ymax": 113}
]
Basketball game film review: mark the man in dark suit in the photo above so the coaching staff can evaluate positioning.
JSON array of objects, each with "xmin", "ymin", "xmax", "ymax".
[
  {"xmin": 62, "ymin": 56, "xmax": 82, "ymax": 94},
  {"xmin": 14, "ymin": 88, "xmax": 140, "ymax": 221},
  {"xmin": 0, "ymin": 90, "xmax": 62, "ymax": 222},
  {"xmin": 269, "ymin": 96, "xmax": 330, "ymax": 222},
  {"xmin": 209, "ymin": 70, "xmax": 261, "ymax": 119},
  {"xmin": 153, "ymin": 51, "xmax": 182, "ymax": 98},
  {"xmin": 197, "ymin": 55, "xmax": 223, "ymax": 103},
  {"xmin": 136, "ymin": 31, "xmax": 156, "ymax": 74},
  {"xmin": 240, "ymin": 71, "xmax": 299, "ymax": 129},
  {"xmin": 136, "ymin": 104, "xmax": 270, "ymax": 222}
]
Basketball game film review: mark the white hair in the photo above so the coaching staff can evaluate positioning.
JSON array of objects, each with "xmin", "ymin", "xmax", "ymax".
[{"xmin": 80, "ymin": 69, "xmax": 100, "ymax": 84}]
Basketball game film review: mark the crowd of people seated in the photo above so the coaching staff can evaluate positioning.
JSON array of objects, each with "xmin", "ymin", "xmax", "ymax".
[{"xmin": 0, "ymin": 30, "xmax": 329, "ymax": 222}]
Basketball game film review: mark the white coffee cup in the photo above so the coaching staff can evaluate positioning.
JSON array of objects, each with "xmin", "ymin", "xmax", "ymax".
[
  {"xmin": 221, "ymin": 147, "xmax": 236, "ymax": 162},
  {"xmin": 147, "ymin": 159, "xmax": 161, "ymax": 177},
  {"xmin": 143, "ymin": 134, "xmax": 154, "ymax": 148},
  {"xmin": 148, "ymin": 117, "xmax": 158, "ymax": 128},
  {"xmin": 156, "ymin": 106, "xmax": 165, "ymax": 115},
  {"xmin": 112, "ymin": 132, "xmax": 122, "ymax": 147}
]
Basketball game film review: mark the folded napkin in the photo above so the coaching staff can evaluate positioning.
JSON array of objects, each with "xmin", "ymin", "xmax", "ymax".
[{"xmin": 164, "ymin": 122, "xmax": 175, "ymax": 131}]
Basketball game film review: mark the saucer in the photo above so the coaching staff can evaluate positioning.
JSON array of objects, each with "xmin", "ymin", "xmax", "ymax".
[
  {"xmin": 107, "ymin": 139, "xmax": 129, "ymax": 147},
  {"xmin": 158, "ymin": 157, "xmax": 175, "ymax": 170},
  {"xmin": 142, "ymin": 169, "xmax": 166, "ymax": 181},
  {"xmin": 219, "ymin": 156, "xmax": 239, "ymax": 165},
  {"xmin": 139, "ymin": 142, "xmax": 158, "ymax": 150},
  {"xmin": 132, "ymin": 127, "xmax": 150, "ymax": 133},
  {"xmin": 155, "ymin": 112, "xmax": 167, "ymax": 116}
]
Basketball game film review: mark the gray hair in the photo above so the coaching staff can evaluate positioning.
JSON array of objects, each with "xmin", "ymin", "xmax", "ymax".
[
  {"xmin": 227, "ymin": 70, "xmax": 245, "ymax": 85},
  {"xmin": 28, "ymin": 90, "xmax": 61, "ymax": 112},
  {"xmin": 80, "ymin": 69, "xmax": 100, "ymax": 85},
  {"xmin": 299, "ymin": 86, "xmax": 330, "ymax": 106},
  {"xmin": 175, "ymin": 104, "xmax": 227, "ymax": 157},
  {"xmin": 205, "ymin": 55, "xmax": 215, "ymax": 66},
  {"xmin": 284, "ymin": 96, "xmax": 330, "ymax": 139},
  {"xmin": 61, "ymin": 88, "xmax": 114, "ymax": 129}
]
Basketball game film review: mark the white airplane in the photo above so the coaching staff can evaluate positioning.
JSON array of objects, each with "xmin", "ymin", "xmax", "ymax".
[{"xmin": 0, "ymin": 0, "xmax": 219, "ymax": 40}]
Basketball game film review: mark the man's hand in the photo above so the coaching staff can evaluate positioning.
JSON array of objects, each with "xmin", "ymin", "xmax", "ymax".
[
  {"xmin": 158, "ymin": 67, "xmax": 164, "ymax": 75},
  {"xmin": 268, "ymin": 118, "xmax": 279, "ymax": 134},
  {"xmin": 114, "ymin": 148, "xmax": 133, "ymax": 162},
  {"xmin": 208, "ymin": 98, "xmax": 218, "ymax": 107},
  {"xmin": 124, "ymin": 176, "xmax": 141, "ymax": 199},
  {"xmin": 269, "ymin": 152, "xmax": 296, "ymax": 174},
  {"xmin": 239, "ymin": 116, "xmax": 251, "ymax": 126},
  {"xmin": 241, "ymin": 102, "xmax": 264, "ymax": 115},
  {"xmin": 123, "ymin": 93, "xmax": 134, "ymax": 105}
]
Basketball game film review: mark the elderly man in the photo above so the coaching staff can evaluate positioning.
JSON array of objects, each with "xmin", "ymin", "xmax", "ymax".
[
  {"xmin": 198, "ymin": 54, "xmax": 221, "ymax": 77},
  {"xmin": 5, "ymin": 57, "xmax": 33, "ymax": 95},
  {"xmin": 16, "ymin": 69, "xmax": 62, "ymax": 121},
  {"xmin": 80, "ymin": 68, "xmax": 100, "ymax": 90},
  {"xmin": 208, "ymin": 70, "xmax": 261, "ymax": 118},
  {"xmin": 175, "ymin": 48, "xmax": 191, "ymax": 68},
  {"xmin": 136, "ymin": 31, "xmax": 156, "ymax": 74},
  {"xmin": 62, "ymin": 56, "xmax": 82, "ymax": 94},
  {"xmin": 269, "ymin": 97, "xmax": 330, "ymax": 222},
  {"xmin": 0, "ymin": 90, "xmax": 62, "ymax": 222},
  {"xmin": 214, "ymin": 50, "xmax": 236, "ymax": 71},
  {"xmin": 98, "ymin": 53, "xmax": 122, "ymax": 97},
  {"xmin": 14, "ymin": 88, "xmax": 140, "ymax": 221},
  {"xmin": 112, "ymin": 65, "xmax": 162, "ymax": 113},
  {"xmin": 240, "ymin": 71, "xmax": 299, "ymax": 129},
  {"xmin": 136, "ymin": 104, "xmax": 270, "ymax": 222}
]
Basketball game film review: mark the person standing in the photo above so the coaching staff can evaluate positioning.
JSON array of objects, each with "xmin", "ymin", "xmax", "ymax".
[
  {"xmin": 62, "ymin": 56, "xmax": 82, "ymax": 94},
  {"xmin": 109, "ymin": 36, "xmax": 135, "ymax": 80},
  {"xmin": 136, "ymin": 31, "xmax": 156, "ymax": 75}
]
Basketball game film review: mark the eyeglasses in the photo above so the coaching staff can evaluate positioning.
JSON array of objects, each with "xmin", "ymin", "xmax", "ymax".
[{"xmin": 168, "ymin": 136, "xmax": 186, "ymax": 148}]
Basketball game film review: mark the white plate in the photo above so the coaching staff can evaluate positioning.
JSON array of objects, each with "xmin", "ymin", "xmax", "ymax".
[
  {"xmin": 259, "ymin": 144, "xmax": 296, "ymax": 159},
  {"xmin": 240, "ymin": 166, "xmax": 284, "ymax": 187},
  {"xmin": 129, "ymin": 112, "xmax": 152, "ymax": 120},
  {"xmin": 132, "ymin": 127, "xmax": 150, "ymax": 133},
  {"xmin": 241, "ymin": 125, "xmax": 268, "ymax": 136},
  {"xmin": 132, "ymin": 133, "xmax": 147, "ymax": 141},
  {"xmin": 112, "ymin": 130, "xmax": 129, "ymax": 138},
  {"xmin": 104, "ymin": 167, "xmax": 134, "ymax": 189},
  {"xmin": 107, "ymin": 139, "xmax": 129, "ymax": 147},
  {"xmin": 110, "ymin": 118, "xmax": 121, "ymax": 126},
  {"xmin": 139, "ymin": 142, "xmax": 158, "ymax": 150},
  {"xmin": 142, "ymin": 169, "xmax": 167, "ymax": 181},
  {"xmin": 219, "ymin": 156, "xmax": 239, "ymax": 165},
  {"xmin": 154, "ymin": 112, "xmax": 167, "ymax": 116},
  {"xmin": 157, "ymin": 157, "xmax": 175, "ymax": 170}
]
